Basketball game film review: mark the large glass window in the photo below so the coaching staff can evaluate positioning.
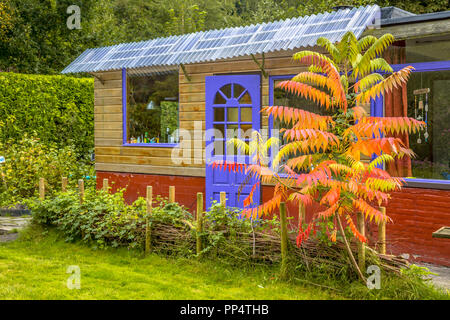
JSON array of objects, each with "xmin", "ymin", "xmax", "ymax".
[
  {"xmin": 126, "ymin": 71, "xmax": 179, "ymax": 145},
  {"xmin": 406, "ymin": 70, "xmax": 450, "ymax": 180}
]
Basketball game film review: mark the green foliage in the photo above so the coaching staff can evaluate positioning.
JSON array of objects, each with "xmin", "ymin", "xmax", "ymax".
[
  {"xmin": 0, "ymin": 0, "xmax": 241, "ymax": 74},
  {"xmin": 292, "ymin": 261, "xmax": 449, "ymax": 299},
  {"xmin": 0, "ymin": 0, "xmax": 14, "ymax": 42},
  {"xmin": 160, "ymin": 101, "xmax": 179, "ymax": 142},
  {"xmin": 201, "ymin": 201, "xmax": 280, "ymax": 262},
  {"xmin": 0, "ymin": 134, "xmax": 93, "ymax": 206},
  {"xmin": 28, "ymin": 188, "xmax": 282, "ymax": 260},
  {"xmin": 127, "ymin": 104, "xmax": 161, "ymax": 140},
  {"xmin": 27, "ymin": 188, "xmax": 192, "ymax": 250},
  {"xmin": 2, "ymin": 0, "xmax": 449, "ymax": 75},
  {"xmin": 165, "ymin": 0, "xmax": 206, "ymax": 35},
  {"xmin": 0, "ymin": 0, "xmax": 125, "ymax": 74},
  {"xmin": 0, "ymin": 72, "xmax": 94, "ymax": 157}
]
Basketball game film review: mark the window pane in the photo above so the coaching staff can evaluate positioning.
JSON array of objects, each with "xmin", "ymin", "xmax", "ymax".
[
  {"xmin": 214, "ymin": 108, "xmax": 225, "ymax": 122},
  {"xmin": 227, "ymin": 107, "xmax": 238, "ymax": 122},
  {"xmin": 227, "ymin": 124, "xmax": 239, "ymax": 139},
  {"xmin": 241, "ymin": 108, "xmax": 252, "ymax": 122},
  {"xmin": 234, "ymin": 84, "xmax": 245, "ymax": 98},
  {"xmin": 405, "ymin": 70, "xmax": 450, "ymax": 180},
  {"xmin": 213, "ymin": 124, "xmax": 225, "ymax": 138},
  {"xmin": 220, "ymin": 84, "xmax": 232, "ymax": 99},
  {"xmin": 239, "ymin": 91, "xmax": 252, "ymax": 104},
  {"xmin": 213, "ymin": 140, "xmax": 224, "ymax": 156},
  {"xmin": 227, "ymin": 142, "xmax": 238, "ymax": 156},
  {"xmin": 127, "ymin": 71, "xmax": 179, "ymax": 144},
  {"xmin": 214, "ymin": 91, "xmax": 227, "ymax": 104},
  {"xmin": 240, "ymin": 124, "xmax": 252, "ymax": 139}
]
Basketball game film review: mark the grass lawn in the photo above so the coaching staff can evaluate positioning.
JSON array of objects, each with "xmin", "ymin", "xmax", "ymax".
[
  {"xmin": 0, "ymin": 225, "xmax": 448, "ymax": 300},
  {"xmin": 0, "ymin": 225, "xmax": 341, "ymax": 300}
]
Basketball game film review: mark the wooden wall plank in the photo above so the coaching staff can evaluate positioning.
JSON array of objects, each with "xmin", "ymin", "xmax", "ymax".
[
  {"xmin": 96, "ymin": 163, "xmax": 205, "ymax": 177},
  {"xmin": 179, "ymin": 103, "xmax": 205, "ymax": 112},
  {"xmin": 179, "ymin": 112, "xmax": 204, "ymax": 121},
  {"xmin": 95, "ymin": 147, "xmax": 122, "ymax": 155},
  {"xmin": 95, "ymin": 114, "xmax": 122, "ymax": 122},
  {"xmin": 96, "ymin": 155, "xmax": 203, "ymax": 167},
  {"xmin": 94, "ymin": 105, "xmax": 122, "ymax": 114},
  {"xmin": 95, "ymin": 88, "xmax": 122, "ymax": 98},
  {"xmin": 95, "ymin": 138, "xmax": 123, "ymax": 146},
  {"xmin": 95, "ymin": 121, "xmax": 122, "ymax": 130},
  {"xmin": 95, "ymin": 130, "xmax": 123, "ymax": 139},
  {"xmin": 95, "ymin": 97, "xmax": 122, "ymax": 106},
  {"xmin": 94, "ymin": 79, "xmax": 122, "ymax": 90}
]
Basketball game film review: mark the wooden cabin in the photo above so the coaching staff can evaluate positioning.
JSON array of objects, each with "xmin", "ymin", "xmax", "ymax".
[{"xmin": 63, "ymin": 5, "xmax": 450, "ymax": 265}]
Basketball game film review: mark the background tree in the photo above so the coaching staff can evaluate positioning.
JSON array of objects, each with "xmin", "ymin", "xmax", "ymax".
[
  {"xmin": 0, "ymin": 0, "xmax": 14, "ymax": 42},
  {"xmin": 1, "ymin": 0, "xmax": 449, "ymax": 74}
]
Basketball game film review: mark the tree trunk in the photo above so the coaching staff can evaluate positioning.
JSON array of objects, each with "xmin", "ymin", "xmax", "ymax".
[{"xmin": 336, "ymin": 214, "xmax": 366, "ymax": 283}]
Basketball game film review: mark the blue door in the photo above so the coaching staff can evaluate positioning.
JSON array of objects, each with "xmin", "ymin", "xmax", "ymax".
[{"xmin": 205, "ymin": 75, "xmax": 261, "ymax": 209}]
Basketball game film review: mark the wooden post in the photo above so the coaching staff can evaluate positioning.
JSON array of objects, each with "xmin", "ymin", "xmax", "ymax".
[
  {"xmin": 196, "ymin": 192, "xmax": 203, "ymax": 257},
  {"xmin": 102, "ymin": 178, "xmax": 109, "ymax": 192},
  {"xmin": 169, "ymin": 186, "xmax": 175, "ymax": 203},
  {"xmin": 357, "ymin": 212, "xmax": 366, "ymax": 272},
  {"xmin": 280, "ymin": 202, "xmax": 288, "ymax": 279},
  {"xmin": 220, "ymin": 192, "xmax": 226, "ymax": 207},
  {"xmin": 379, "ymin": 207, "xmax": 386, "ymax": 255},
  {"xmin": 298, "ymin": 202, "xmax": 305, "ymax": 226},
  {"xmin": 61, "ymin": 177, "xmax": 68, "ymax": 193},
  {"xmin": 145, "ymin": 186, "xmax": 153, "ymax": 254},
  {"xmin": 39, "ymin": 178, "xmax": 45, "ymax": 200},
  {"xmin": 78, "ymin": 179, "xmax": 84, "ymax": 204}
]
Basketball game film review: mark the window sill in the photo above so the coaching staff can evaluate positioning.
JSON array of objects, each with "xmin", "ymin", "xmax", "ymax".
[
  {"xmin": 122, "ymin": 143, "xmax": 179, "ymax": 148},
  {"xmin": 403, "ymin": 178, "xmax": 450, "ymax": 190}
]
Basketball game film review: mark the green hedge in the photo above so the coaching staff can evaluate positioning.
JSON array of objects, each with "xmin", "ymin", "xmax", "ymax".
[{"xmin": 0, "ymin": 72, "xmax": 94, "ymax": 157}]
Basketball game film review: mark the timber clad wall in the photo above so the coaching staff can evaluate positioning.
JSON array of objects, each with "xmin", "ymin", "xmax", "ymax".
[{"xmin": 93, "ymin": 49, "xmax": 320, "ymax": 178}]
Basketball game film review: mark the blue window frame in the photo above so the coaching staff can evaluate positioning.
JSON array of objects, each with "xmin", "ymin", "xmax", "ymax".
[
  {"xmin": 121, "ymin": 68, "xmax": 180, "ymax": 148},
  {"xmin": 269, "ymin": 62, "xmax": 450, "ymax": 189}
]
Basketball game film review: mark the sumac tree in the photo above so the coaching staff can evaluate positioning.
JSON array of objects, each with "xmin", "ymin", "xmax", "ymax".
[{"xmin": 213, "ymin": 31, "xmax": 425, "ymax": 281}]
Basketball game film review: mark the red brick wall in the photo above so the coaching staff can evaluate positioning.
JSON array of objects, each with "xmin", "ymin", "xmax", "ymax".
[
  {"xmin": 96, "ymin": 171, "xmax": 205, "ymax": 212},
  {"xmin": 382, "ymin": 188, "xmax": 450, "ymax": 266},
  {"xmin": 97, "ymin": 171, "xmax": 450, "ymax": 266}
]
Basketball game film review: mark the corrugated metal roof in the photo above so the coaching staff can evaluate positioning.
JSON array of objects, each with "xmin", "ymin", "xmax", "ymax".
[{"xmin": 62, "ymin": 5, "xmax": 381, "ymax": 74}]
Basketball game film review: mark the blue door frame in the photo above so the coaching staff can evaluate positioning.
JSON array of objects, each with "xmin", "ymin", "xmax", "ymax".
[{"xmin": 205, "ymin": 75, "xmax": 261, "ymax": 209}]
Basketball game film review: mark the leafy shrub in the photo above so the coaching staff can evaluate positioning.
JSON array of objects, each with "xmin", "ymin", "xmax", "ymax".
[
  {"xmin": 0, "ymin": 72, "xmax": 94, "ymax": 158},
  {"xmin": 28, "ymin": 188, "xmax": 281, "ymax": 257},
  {"xmin": 201, "ymin": 201, "xmax": 280, "ymax": 261},
  {"xmin": 27, "ymin": 188, "xmax": 193, "ymax": 250},
  {"xmin": 0, "ymin": 134, "xmax": 94, "ymax": 206}
]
